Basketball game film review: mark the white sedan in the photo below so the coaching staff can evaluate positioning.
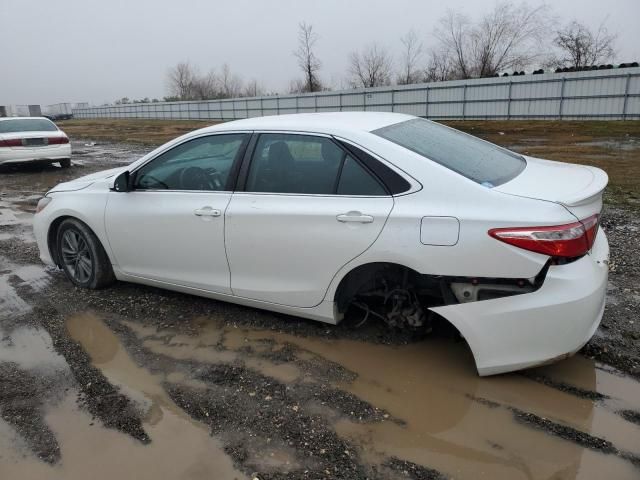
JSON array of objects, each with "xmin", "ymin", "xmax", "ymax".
[
  {"xmin": 33, "ymin": 113, "xmax": 609, "ymax": 375},
  {"xmin": 0, "ymin": 117, "xmax": 71, "ymax": 167}
]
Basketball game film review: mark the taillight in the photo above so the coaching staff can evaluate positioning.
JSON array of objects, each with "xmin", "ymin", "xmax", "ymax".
[
  {"xmin": 488, "ymin": 214, "xmax": 599, "ymax": 258},
  {"xmin": 48, "ymin": 136, "xmax": 69, "ymax": 145},
  {"xmin": 0, "ymin": 138, "xmax": 23, "ymax": 147}
]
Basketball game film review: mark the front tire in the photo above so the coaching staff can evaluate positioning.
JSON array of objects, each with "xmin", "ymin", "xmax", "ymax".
[
  {"xmin": 59, "ymin": 158, "xmax": 71, "ymax": 168},
  {"xmin": 56, "ymin": 219, "xmax": 115, "ymax": 289}
]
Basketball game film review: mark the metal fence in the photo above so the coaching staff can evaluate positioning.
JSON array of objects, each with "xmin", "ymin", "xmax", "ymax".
[{"xmin": 73, "ymin": 67, "xmax": 640, "ymax": 121}]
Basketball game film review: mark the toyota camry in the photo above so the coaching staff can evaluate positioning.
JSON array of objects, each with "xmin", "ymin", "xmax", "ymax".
[{"xmin": 33, "ymin": 113, "xmax": 609, "ymax": 375}]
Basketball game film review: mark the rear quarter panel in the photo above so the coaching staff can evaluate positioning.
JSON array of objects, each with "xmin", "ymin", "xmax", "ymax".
[{"xmin": 323, "ymin": 133, "xmax": 580, "ymax": 302}]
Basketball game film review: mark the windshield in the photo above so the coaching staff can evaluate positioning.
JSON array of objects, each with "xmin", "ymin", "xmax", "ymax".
[
  {"xmin": 0, "ymin": 118, "xmax": 58, "ymax": 133},
  {"xmin": 373, "ymin": 118, "xmax": 525, "ymax": 187}
]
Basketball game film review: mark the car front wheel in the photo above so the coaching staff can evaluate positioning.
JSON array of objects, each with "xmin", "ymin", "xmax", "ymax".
[{"xmin": 56, "ymin": 218, "xmax": 115, "ymax": 289}]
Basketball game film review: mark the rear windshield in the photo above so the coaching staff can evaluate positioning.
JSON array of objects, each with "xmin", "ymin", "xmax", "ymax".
[
  {"xmin": 0, "ymin": 118, "xmax": 58, "ymax": 133},
  {"xmin": 373, "ymin": 118, "xmax": 525, "ymax": 187}
]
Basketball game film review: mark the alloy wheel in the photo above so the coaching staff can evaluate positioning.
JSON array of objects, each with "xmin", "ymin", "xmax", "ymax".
[{"xmin": 61, "ymin": 229, "xmax": 93, "ymax": 283}]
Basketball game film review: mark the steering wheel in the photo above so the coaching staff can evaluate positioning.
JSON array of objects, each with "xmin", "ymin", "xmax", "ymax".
[
  {"xmin": 204, "ymin": 167, "xmax": 224, "ymax": 190},
  {"xmin": 139, "ymin": 174, "xmax": 169, "ymax": 189},
  {"xmin": 178, "ymin": 166, "xmax": 216, "ymax": 190}
]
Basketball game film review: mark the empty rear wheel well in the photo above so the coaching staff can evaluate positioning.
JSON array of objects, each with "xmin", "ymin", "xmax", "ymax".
[
  {"xmin": 334, "ymin": 263, "xmax": 425, "ymax": 313},
  {"xmin": 334, "ymin": 262, "xmax": 462, "ymax": 334}
]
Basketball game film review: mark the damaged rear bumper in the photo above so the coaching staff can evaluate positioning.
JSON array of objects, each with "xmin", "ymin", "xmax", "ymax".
[{"xmin": 431, "ymin": 228, "xmax": 609, "ymax": 376}]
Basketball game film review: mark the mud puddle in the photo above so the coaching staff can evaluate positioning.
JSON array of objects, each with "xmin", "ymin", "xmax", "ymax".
[
  {"xmin": 227, "ymin": 326, "xmax": 640, "ymax": 479},
  {"xmin": 63, "ymin": 312, "xmax": 243, "ymax": 479},
  {"xmin": 0, "ymin": 261, "xmax": 50, "ymax": 319},
  {"xmin": 0, "ymin": 313, "xmax": 245, "ymax": 479},
  {"xmin": 1, "ymin": 274, "xmax": 639, "ymax": 479},
  {"xmin": 103, "ymin": 316, "xmax": 640, "ymax": 479}
]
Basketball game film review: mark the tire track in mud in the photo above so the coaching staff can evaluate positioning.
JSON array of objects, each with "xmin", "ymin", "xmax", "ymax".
[
  {"xmin": 466, "ymin": 394, "xmax": 640, "ymax": 469},
  {"xmin": 1, "ymin": 245, "xmax": 149, "ymax": 462},
  {"xmin": 0, "ymin": 362, "xmax": 61, "ymax": 464},
  {"xmin": 383, "ymin": 458, "xmax": 448, "ymax": 480},
  {"xmin": 520, "ymin": 372, "xmax": 609, "ymax": 402},
  {"xmin": 520, "ymin": 370, "xmax": 640, "ymax": 429},
  {"xmin": 619, "ymin": 409, "xmax": 640, "ymax": 426},
  {"xmin": 102, "ymin": 315, "xmax": 430, "ymax": 479},
  {"xmin": 0, "ymin": 238, "xmax": 152, "ymax": 450},
  {"xmin": 34, "ymin": 306, "xmax": 151, "ymax": 444}
]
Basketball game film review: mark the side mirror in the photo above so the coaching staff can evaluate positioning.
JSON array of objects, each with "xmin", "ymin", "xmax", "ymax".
[{"xmin": 112, "ymin": 171, "xmax": 131, "ymax": 192}]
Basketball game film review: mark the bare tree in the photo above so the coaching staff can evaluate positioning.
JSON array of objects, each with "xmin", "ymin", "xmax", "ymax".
[
  {"xmin": 551, "ymin": 20, "xmax": 617, "ymax": 68},
  {"xmin": 192, "ymin": 70, "xmax": 219, "ymax": 100},
  {"xmin": 434, "ymin": 2, "xmax": 550, "ymax": 78},
  {"xmin": 423, "ymin": 49, "xmax": 455, "ymax": 82},
  {"xmin": 294, "ymin": 22, "xmax": 322, "ymax": 92},
  {"xmin": 348, "ymin": 43, "xmax": 393, "ymax": 88},
  {"xmin": 243, "ymin": 79, "xmax": 265, "ymax": 97},
  {"xmin": 167, "ymin": 62, "xmax": 197, "ymax": 100},
  {"xmin": 436, "ymin": 10, "xmax": 472, "ymax": 79},
  {"xmin": 220, "ymin": 63, "xmax": 243, "ymax": 98},
  {"xmin": 397, "ymin": 30, "xmax": 424, "ymax": 85},
  {"xmin": 288, "ymin": 78, "xmax": 307, "ymax": 94}
]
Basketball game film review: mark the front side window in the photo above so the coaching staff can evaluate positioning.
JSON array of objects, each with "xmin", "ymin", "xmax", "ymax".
[
  {"xmin": 134, "ymin": 134, "xmax": 247, "ymax": 191},
  {"xmin": 245, "ymin": 133, "xmax": 386, "ymax": 196},
  {"xmin": 373, "ymin": 118, "xmax": 526, "ymax": 187},
  {"xmin": 0, "ymin": 118, "xmax": 58, "ymax": 133}
]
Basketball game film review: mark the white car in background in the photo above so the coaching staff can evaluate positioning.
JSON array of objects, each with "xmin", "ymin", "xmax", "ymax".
[
  {"xmin": 33, "ymin": 113, "xmax": 609, "ymax": 376},
  {"xmin": 0, "ymin": 117, "xmax": 71, "ymax": 168}
]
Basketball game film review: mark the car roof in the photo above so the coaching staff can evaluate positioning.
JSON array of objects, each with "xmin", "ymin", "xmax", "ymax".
[
  {"xmin": 0, "ymin": 116, "xmax": 51, "ymax": 121},
  {"xmin": 204, "ymin": 112, "xmax": 414, "ymax": 135}
]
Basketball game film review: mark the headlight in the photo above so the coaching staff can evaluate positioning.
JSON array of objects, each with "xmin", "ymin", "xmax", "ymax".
[{"xmin": 36, "ymin": 196, "xmax": 52, "ymax": 214}]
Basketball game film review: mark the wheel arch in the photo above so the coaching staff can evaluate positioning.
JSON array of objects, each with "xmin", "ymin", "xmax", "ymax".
[
  {"xmin": 331, "ymin": 261, "xmax": 481, "ymax": 368},
  {"xmin": 333, "ymin": 261, "xmax": 424, "ymax": 314},
  {"xmin": 47, "ymin": 215, "xmax": 113, "ymax": 268}
]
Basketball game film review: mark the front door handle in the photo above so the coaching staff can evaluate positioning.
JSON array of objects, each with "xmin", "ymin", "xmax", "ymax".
[
  {"xmin": 194, "ymin": 206, "xmax": 221, "ymax": 217},
  {"xmin": 336, "ymin": 211, "xmax": 374, "ymax": 223}
]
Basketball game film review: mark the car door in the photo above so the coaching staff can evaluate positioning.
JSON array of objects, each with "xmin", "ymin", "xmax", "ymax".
[
  {"xmin": 225, "ymin": 132, "xmax": 394, "ymax": 307},
  {"xmin": 105, "ymin": 133, "xmax": 249, "ymax": 293}
]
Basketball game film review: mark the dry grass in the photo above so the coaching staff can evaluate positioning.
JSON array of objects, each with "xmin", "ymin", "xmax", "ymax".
[
  {"xmin": 447, "ymin": 121, "xmax": 640, "ymax": 208},
  {"xmin": 59, "ymin": 119, "xmax": 640, "ymax": 208},
  {"xmin": 58, "ymin": 119, "xmax": 214, "ymax": 145}
]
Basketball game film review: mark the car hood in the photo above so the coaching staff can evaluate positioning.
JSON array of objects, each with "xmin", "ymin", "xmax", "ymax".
[{"xmin": 48, "ymin": 166, "xmax": 127, "ymax": 193}]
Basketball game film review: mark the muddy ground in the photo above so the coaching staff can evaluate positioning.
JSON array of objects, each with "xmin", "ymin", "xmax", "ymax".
[{"xmin": 1, "ymin": 123, "xmax": 639, "ymax": 480}]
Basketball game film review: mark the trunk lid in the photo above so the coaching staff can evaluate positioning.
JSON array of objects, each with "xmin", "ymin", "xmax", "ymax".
[{"xmin": 494, "ymin": 156, "xmax": 608, "ymax": 220}]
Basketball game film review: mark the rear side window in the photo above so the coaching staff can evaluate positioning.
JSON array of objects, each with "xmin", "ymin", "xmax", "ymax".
[
  {"xmin": 245, "ymin": 133, "xmax": 387, "ymax": 196},
  {"xmin": 337, "ymin": 156, "xmax": 386, "ymax": 196},
  {"xmin": 0, "ymin": 118, "xmax": 58, "ymax": 133},
  {"xmin": 373, "ymin": 118, "xmax": 525, "ymax": 187}
]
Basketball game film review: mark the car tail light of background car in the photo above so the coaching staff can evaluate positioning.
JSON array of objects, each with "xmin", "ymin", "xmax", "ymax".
[
  {"xmin": 488, "ymin": 214, "xmax": 600, "ymax": 259},
  {"xmin": 0, "ymin": 136, "xmax": 69, "ymax": 147},
  {"xmin": 47, "ymin": 136, "xmax": 70, "ymax": 145},
  {"xmin": 0, "ymin": 139, "xmax": 23, "ymax": 147}
]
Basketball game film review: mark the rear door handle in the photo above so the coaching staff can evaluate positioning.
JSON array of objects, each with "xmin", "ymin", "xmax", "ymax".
[
  {"xmin": 336, "ymin": 212, "xmax": 374, "ymax": 223},
  {"xmin": 194, "ymin": 206, "xmax": 221, "ymax": 217}
]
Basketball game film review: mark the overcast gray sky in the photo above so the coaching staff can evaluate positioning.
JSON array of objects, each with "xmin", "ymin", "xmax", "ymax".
[{"xmin": 1, "ymin": 0, "xmax": 639, "ymax": 106}]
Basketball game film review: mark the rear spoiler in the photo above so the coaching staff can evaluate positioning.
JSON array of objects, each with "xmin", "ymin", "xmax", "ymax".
[{"xmin": 561, "ymin": 166, "xmax": 608, "ymax": 207}]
